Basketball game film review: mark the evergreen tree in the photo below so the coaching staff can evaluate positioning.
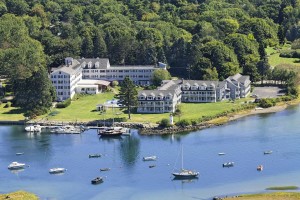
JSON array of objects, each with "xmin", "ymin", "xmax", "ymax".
[{"xmin": 116, "ymin": 76, "xmax": 138, "ymax": 119}]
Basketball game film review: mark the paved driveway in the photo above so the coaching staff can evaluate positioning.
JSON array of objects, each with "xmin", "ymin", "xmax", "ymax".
[{"xmin": 252, "ymin": 87, "xmax": 285, "ymax": 98}]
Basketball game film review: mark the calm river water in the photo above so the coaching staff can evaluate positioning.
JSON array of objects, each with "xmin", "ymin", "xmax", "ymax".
[{"xmin": 1, "ymin": 105, "xmax": 300, "ymax": 200}]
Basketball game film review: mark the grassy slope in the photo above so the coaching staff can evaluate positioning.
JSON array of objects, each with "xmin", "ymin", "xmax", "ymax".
[
  {"xmin": 226, "ymin": 192, "xmax": 300, "ymax": 200},
  {"xmin": 266, "ymin": 45, "xmax": 300, "ymax": 67},
  {"xmin": 0, "ymin": 191, "xmax": 38, "ymax": 200}
]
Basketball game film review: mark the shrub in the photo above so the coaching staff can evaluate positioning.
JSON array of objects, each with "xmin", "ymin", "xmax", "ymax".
[
  {"xmin": 258, "ymin": 98, "xmax": 276, "ymax": 108},
  {"xmin": 159, "ymin": 118, "xmax": 171, "ymax": 128},
  {"xmin": 112, "ymin": 81, "xmax": 119, "ymax": 87},
  {"xmin": 175, "ymin": 119, "xmax": 190, "ymax": 127},
  {"xmin": 4, "ymin": 102, "xmax": 11, "ymax": 108},
  {"xmin": 56, "ymin": 98, "xmax": 71, "ymax": 108}
]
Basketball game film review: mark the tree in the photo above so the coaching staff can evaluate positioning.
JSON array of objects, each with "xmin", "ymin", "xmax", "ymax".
[
  {"xmin": 116, "ymin": 76, "xmax": 138, "ymax": 119},
  {"xmin": 257, "ymin": 58, "xmax": 271, "ymax": 85},
  {"xmin": 152, "ymin": 69, "xmax": 171, "ymax": 86},
  {"xmin": 0, "ymin": 14, "xmax": 55, "ymax": 116}
]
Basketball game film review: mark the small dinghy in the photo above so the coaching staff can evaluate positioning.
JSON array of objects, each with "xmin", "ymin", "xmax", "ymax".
[{"xmin": 91, "ymin": 177, "xmax": 104, "ymax": 184}]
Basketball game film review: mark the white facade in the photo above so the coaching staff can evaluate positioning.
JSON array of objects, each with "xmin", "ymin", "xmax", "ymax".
[
  {"xmin": 50, "ymin": 60, "xmax": 82, "ymax": 101},
  {"xmin": 51, "ymin": 57, "xmax": 167, "ymax": 101}
]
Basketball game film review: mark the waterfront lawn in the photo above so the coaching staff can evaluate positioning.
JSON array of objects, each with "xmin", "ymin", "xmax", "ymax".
[
  {"xmin": 226, "ymin": 192, "xmax": 300, "ymax": 200},
  {"xmin": 0, "ymin": 104, "xmax": 25, "ymax": 121},
  {"xmin": 41, "ymin": 92, "xmax": 250, "ymax": 124},
  {"xmin": 0, "ymin": 190, "xmax": 38, "ymax": 200},
  {"xmin": 44, "ymin": 93, "xmax": 117, "ymax": 122}
]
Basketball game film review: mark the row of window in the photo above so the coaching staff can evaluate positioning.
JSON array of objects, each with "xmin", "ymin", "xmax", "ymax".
[
  {"xmin": 83, "ymin": 69, "xmax": 153, "ymax": 73},
  {"xmin": 139, "ymin": 96, "xmax": 172, "ymax": 100},
  {"xmin": 51, "ymin": 75, "xmax": 69, "ymax": 78},
  {"xmin": 182, "ymin": 91, "xmax": 216, "ymax": 95},
  {"xmin": 139, "ymin": 102, "xmax": 173, "ymax": 105},
  {"xmin": 55, "ymin": 86, "xmax": 70, "ymax": 89},
  {"xmin": 57, "ymin": 91, "xmax": 70, "ymax": 95},
  {"xmin": 182, "ymin": 86, "xmax": 215, "ymax": 90}
]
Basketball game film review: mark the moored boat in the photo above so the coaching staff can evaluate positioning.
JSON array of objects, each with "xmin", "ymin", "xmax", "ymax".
[
  {"xmin": 49, "ymin": 168, "xmax": 67, "ymax": 174},
  {"xmin": 91, "ymin": 177, "xmax": 104, "ymax": 184},
  {"xmin": 172, "ymin": 146, "xmax": 199, "ymax": 179},
  {"xmin": 100, "ymin": 168, "xmax": 110, "ymax": 171},
  {"xmin": 257, "ymin": 165, "xmax": 263, "ymax": 171},
  {"xmin": 143, "ymin": 156, "xmax": 157, "ymax": 161},
  {"xmin": 16, "ymin": 152, "xmax": 24, "ymax": 156},
  {"xmin": 8, "ymin": 161, "xmax": 26, "ymax": 169},
  {"xmin": 222, "ymin": 162, "xmax": 234, "ymax": 167},
  {"xmin": 264, "ymin": 150, "xmax": 273, "ymax": 155},
  {"xmin": 25, "ymin": 125, "xmax": 42, "ymax": 132},
  {"xmin": 89, "ymin": 154, "xmax": 102, "ymax": 158},
  {"xmin": 218, "ymin": 152, "xmax": 226, "ymax": 156}
]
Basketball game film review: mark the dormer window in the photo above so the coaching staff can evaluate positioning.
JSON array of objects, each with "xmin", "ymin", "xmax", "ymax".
[
  {"xmin": 95, "ymin": 62, "xmax": 100, "ymax": 68},
  {"xmin": 147, "ymin": 96, "xmax": 153, "ymax": 100},
  {"xmin": 139, "ymin": 96, "xmax": 145, "ymax": 100},
  {"xmin": 88, "ymin": 61, "xmax": 92, "ymax": 69}
]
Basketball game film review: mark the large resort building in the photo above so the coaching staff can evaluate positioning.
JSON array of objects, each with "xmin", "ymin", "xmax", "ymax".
[
  {"xmin": 137, "ymin": 74, "xmax": 251, "ymax": 113},
  {"xmin": 51, "ymin": 57, "xmax": 166, "ymax": 101},
  {"xmin": 50, "ymin": 57, "xmax": 251, "ymax": 112}
]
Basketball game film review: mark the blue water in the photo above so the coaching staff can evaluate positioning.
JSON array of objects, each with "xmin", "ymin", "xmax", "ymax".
[{"xmin": 1, "ymin": 105, "xmax": 300, "ymax": 200}]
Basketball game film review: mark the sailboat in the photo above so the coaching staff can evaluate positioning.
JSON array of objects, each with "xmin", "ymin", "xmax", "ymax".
[{"xmin": 172, "ymin": 146, "xmax": 199, "ymax": 179}]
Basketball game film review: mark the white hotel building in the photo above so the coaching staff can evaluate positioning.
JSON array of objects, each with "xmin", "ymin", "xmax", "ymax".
[{"xmin": 50, "ymin": 57, "xmax": 167, "ymax": 101}]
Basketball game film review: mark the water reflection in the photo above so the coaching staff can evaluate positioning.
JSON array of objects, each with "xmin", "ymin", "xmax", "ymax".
[
  {"xmin": 172, "ymin": 177, "xmax": 199, "ymax": 183},
  {"xmin": 119, "ymin": 135, "xmax": 140, "ymax": 167},
  {"xmin": 9, "ymin": 168, "xmax": 25, "ymax": 174}
]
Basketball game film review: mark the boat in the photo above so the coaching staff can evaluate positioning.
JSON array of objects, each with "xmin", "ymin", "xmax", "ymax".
[
  {"xmin": 143, "ymin": 156, "xmax": 157, "ymax": 161},
  {"xmin": 49, "ymin": 168, "xmax": 67, "ymax": 174},
  {"xmin": 264, "ymin": 150, "xmax": 273, "ymax": 155},
  {"xmin": 257, "ymin": 165, "xmax": 263, "ymax": 171},
  {"xmin": 89, "ymin": 154, "xmax": 102, "ymax": 158},
  {"xmin": 91, "ymin": 177, "xmax": 104, "ymax": 184},
  {"xmin": 218, "ymin": 152, "xmax": 226, "ymax": 156},
  {"xmin": 16, "ymin": 152, "xmax": 24, "ymax": 156},
  {"xmin": 222, "ymin": 162, "xmax": 234, "ymax": 167},
  {"xmin": 100, "ymin": 168, "xmax": 110, "ymax": 171},
  {"xmin": 51, "ymin": 126, "xmax": 82, "ymax": 134},
  {"xmin": 25, "ymin": 125, "xmax": 42, "ymax": 132},
  {"xmin": 8, "ymin": 161, "xmax": 26, "ymax": 169},
  {"xmin": 149, "ymin": 165, "xmax": 156, "ymax": 168},
  {"xmin": 172, "ymin": 146, "xmax": 199, "ymax": 179},
  {"xmin": 98, "ymin": 127, "xmax": 123, "ymax": 137}
]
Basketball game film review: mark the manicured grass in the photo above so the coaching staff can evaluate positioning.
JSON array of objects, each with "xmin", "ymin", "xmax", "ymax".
[
  {"xmin": 43, "ymin": 93, "xmax": 116, "ymax": 122},
  {"xmin": 0, "ymin": 104, "xmax": 25, "ymax": 121},
  {"xmin": 266, "ymin": 186, "xmax": 299, "ymax": 190},
  {"xmin": 0, "ymin": 191, "xmax": 38, "ymax": 200},
  {"xmin": 38, "ymin": 92, "xmax": 251, "ymax": 124},
  {"xmin": 266, "ymin": 45, "xmax": 300, "ymax": 67},
  {"xmin": 226, "ymin": 192, "xmax": 300, "ymax": 200}
]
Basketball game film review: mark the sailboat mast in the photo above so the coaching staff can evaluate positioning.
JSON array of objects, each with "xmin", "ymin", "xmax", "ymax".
[{"xmin": 181, "ymin": 146, "xmax": 183, "ymax": 170}]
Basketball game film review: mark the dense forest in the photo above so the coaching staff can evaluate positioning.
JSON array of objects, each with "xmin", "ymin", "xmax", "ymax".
[{"xmin": 0, "ymin": 0, "xmax": 300, "ymax": 115}]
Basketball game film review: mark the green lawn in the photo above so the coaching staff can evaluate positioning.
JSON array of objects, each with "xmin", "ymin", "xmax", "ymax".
[
  {"xmin": 36, "ymin": 93, "xmax": 250, "ymax": 124},
  {"xmin": 0, "ymin": 104, "xmax": 25, "ymax": 121},
  {"xmin": 226, "ymin": 192, "xmax": 300, "ymax": 200},
  {"xmin": 43, "ymin": 93, "xmax": 116, "ymax": 122},
  {"xmin": 0, "ymin": 91, "xmax": 252, "ymax": 124},
  {"xmin": 266, "ymin": 45, "xmax": 300, "ymax": 67}
]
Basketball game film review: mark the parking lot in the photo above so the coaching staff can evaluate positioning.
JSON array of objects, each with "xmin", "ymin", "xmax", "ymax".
[{"xmin": 251, "ymin": 87, "xmax": 285, "ymax": 98}]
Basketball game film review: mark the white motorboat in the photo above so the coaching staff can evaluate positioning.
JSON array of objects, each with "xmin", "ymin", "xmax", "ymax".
[
  {"xmin": 218, "ymin": 152, "xmax": 226, "ymax": 156},
  {"xmin": 25, "ymin": 125, "xmax": 41, "ymax": 132},
  {"xmin": 143, "ymin": 156, "xmax": 157, "ymax": 161},
  {"xmin": 49, "ymin": 168, "xmax": 67, "ymax": 174},
  {"xmin": 264, "ymin": 150, "xmax": 273, "ymax": 155},
  {"xmin": 16, "ymin": 152, "xmax": 24, "ymax": 156},
  {"xmin": 8, "ymin": 161, "xmax": 26, "ymax": 169},
  {"xmin": 223, "ymin": 162, "xmax": 234, "ymax": 167}
]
